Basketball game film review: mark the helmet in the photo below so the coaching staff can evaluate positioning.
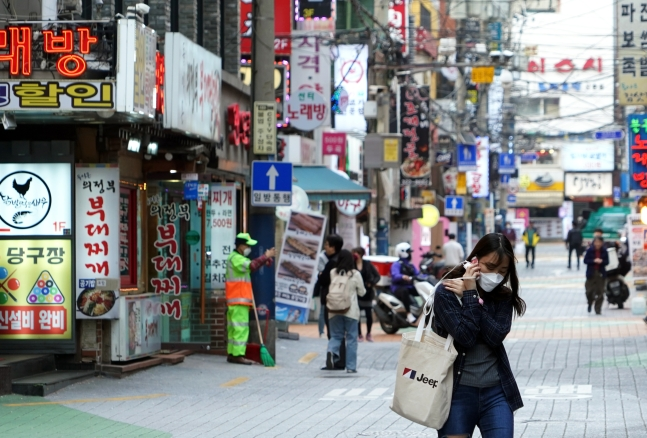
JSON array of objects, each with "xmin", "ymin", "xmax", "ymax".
[{"xmin": 395, "ymin": 242, "xmax": 412, "ymax": 259}]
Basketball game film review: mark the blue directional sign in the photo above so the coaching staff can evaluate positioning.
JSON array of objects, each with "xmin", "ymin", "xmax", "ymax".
[
  {"xmin": 444, "ymin": 196, "xmax": 464, "ymax": 217},
  {"xmin": 457, "ymin": 144, "xmax": 477, "ymax": 172},
  {"xmin": 251, "ymin": 161, "xmax": 293, "ymax": 207},
  {"xmin": 498, "ymin": 153, "xmax": 516, "ymax": 174},
  {"xmin": 507, "ymin": 194, "xmax": 517, "ymax": 205},
  {"xmin": 500, "ymin": 174, "xmax": 510, "ymax": 185},
  {"xmin": 594, "ymin": 130, "xmax": 624, "ymax": 140},
  {"xmin": 183, "ymin": 181, "xmax": 199, "ymax": 200},
  {"xmin": 613, "ymin": 186, "xmax": 621, "ymax": 202}
]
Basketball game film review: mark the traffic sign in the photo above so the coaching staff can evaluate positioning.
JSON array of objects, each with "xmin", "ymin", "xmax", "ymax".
[
  {"xmin": 507, "ymin": 194, "xmax": 517, "ymax": 205},
  {"xmin": 498, "ymin": 153, "xmax": 515, "ymax": 174},
  {"xmin": 594, "ymin": 130, "xmax": 624, "ymax": 140},
  {"xmin": 457, "ymin": 144, "xmax": 477, "ymax": 172},
  {"xmin": 444, "ymin": 196, "xmax": 464, "ymax": 217},
  {"xmin": 184, "ymin": 181, "xmax": 199, "ymax": 200},
  {"xmin": 251, "ymin": 161, "xmax": 293, "ymax": 207}
]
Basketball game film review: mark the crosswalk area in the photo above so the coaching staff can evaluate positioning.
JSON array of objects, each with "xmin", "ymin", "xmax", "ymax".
[{"xmin": 320, "ymin": 387, "xmax": 393, "ymax": 401}]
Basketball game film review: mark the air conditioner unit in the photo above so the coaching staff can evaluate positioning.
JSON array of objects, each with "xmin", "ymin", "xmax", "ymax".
[{"xmin": 59, "ymin": 0, "xmax": 81, "ymax": 13}]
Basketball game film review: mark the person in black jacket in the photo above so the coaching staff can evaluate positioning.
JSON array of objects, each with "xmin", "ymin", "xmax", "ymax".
[
  {"xmin": 565, "ymin": 221, "xmax": 583, "ymax": 270},
  {"xmin": 583, "ymin": 236, "xmax": 609, "ymax": 315},
  {"xmin": 352, "ymin": 247, "xmax": 381, "ymax": 342}
]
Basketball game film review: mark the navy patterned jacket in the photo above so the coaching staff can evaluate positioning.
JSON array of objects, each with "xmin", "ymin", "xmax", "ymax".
[{"xmin": 433, "ymin": 283, "xmax": 524, "ymax": 412}]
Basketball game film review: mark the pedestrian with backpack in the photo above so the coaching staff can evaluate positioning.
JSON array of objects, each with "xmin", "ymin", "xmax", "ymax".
[
  {"xmin": 325, "ymin": 249, "xmax": 366, "ymax": 373},
  {"xmin": 566, "ymin": 220, "xmax": 583, "ymax": 270}
]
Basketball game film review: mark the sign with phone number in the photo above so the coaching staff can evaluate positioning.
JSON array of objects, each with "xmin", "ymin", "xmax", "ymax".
[{"xmin": 0, "ymin": 80, "xmax": 115, "ymax": 111}]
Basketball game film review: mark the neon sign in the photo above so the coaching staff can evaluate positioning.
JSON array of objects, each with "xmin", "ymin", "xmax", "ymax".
[
  {"xmin": 0, "ymin": 26, "xmax": 98, "ymax": 78},
  {"xmin": 155, "ymin": 52, "xmax": 165, "ymax": 115},
  {"xmin": 227, "ymin": 104, "xmax": 251, "ymax": 149}
]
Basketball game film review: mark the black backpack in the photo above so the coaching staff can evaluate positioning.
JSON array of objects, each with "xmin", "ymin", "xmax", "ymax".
[{"xmin": 570, "ymin": 229, "xmax": 583, "ymax": 246}]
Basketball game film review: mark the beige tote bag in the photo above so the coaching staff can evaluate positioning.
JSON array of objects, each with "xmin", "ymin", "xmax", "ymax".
[{"xmin": 390, "ymin": 291, "xmax": 458, "ymax": 429}]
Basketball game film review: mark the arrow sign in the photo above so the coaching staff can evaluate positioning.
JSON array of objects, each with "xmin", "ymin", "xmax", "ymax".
[{"xmin": 267, "ymin": 165, "xmax": 279, "ymax": 190}]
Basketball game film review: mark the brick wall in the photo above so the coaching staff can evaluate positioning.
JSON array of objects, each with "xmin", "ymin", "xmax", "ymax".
[
  {"xmin": 223, "ymin": 0, "xmax": 240, "ymax": 75},
  {"xmin": 179, "ymin": 0, "xmax": 198, "ymax": 43},
  {"xmin": 203, "ymin": 0, "xmax": 221, "ymax": 56},
  {"xmin": 148, "ymin": 0, "xmax": 172, "ymax": 47},
  {"xmin": 186, "ymin": 294, "xmax": 228, "ymax": 352}
]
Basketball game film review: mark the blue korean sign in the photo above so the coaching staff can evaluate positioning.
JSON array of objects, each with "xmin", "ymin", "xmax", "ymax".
[
  {"xmin": 184, "ymin": 181, "xmax": 199, "ymax": 200},
  {"xmin": 594, "ymin": 130, "xmax": 624, "ymax": 140},
  {"xmin": 444, "ymin": 196, "xmax": 464, "ymax": 217},
  {"xmin": 457, "ymin": 144, "xmax": 477, "ymax": 172},
  {"xmin": 498, "ymin": 153, "xmax": 515, "ymax": 174},
  {"xmin": 251, "ymin": 161, "xmax": 293, "ymax": 206},
  {"xmin": 507, "ymin": 194, "xmax": 517, "ymax": 205},
  {"xmin": 520, "ymin": 152, "xmax": 538, "ymax": 163},
  {"xmin": 628, "ymin": 115, "xmax": 647, "ymax": 190},
  {"xmin": 500, "ymin": 174, "xmax": 510, "ymax": 184},
  {"xmin": 613, "ymin": 186, "xmax": 621, "ymax": 201}
]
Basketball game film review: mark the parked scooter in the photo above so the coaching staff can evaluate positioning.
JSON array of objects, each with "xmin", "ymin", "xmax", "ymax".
[
  {"xmin": 606, "ymin": 239, "xmax": 631, "ymax": 308},
  {"xmin": 373, "ymin": 275, "xmax": 435, "ymax": 335},
  {"xmin": 420, "ymin": 246, "xmax": 449, "ymax": 281}
]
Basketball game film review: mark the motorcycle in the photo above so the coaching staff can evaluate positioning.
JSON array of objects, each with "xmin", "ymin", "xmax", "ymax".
[
  {"xmin": 373, "ymin": 275, "xmax": 435, "ymax": 335},
  {"xmin": 606, "ymin": 240, "xmax": 631, "ymax": 308},
  {"xmin": 419, "ymin": 246, "xmax": 449, "ymax": 280}
]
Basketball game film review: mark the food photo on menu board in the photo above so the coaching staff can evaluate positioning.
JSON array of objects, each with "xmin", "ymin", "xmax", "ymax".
[{"xmin": 275, "ymin": 211, "xmax": 327, "ymax": 324}]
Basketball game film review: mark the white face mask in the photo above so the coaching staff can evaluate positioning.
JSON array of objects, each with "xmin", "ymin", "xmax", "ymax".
[
  {"xmin": 243, "ymin": 247, "xmax": 252, "ymax": 257},
  {"xmin": 478, "ymin": 272, "xmax": 504, "ymax": 292}
]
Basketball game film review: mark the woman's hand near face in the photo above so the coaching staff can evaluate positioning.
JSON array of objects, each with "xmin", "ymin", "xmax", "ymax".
[
  {"xmin": 463, "ymin": 262, "xmax": 480, "ymax": 291},
  {"xmin": 443, "ymin": 279, "xmax": 466, "ymax": 298}
]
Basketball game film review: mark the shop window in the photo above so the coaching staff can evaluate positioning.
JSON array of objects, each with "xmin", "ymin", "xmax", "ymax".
[
  {"xmin": 512, "ymin": 97, "xmax": 560, "ymax": 117},
  {"xmin": 120, "ymin": 187, "xmax": 138, "ymax": 288}
]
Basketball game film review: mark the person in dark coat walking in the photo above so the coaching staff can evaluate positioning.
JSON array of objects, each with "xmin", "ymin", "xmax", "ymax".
[
  {"xmin": 583, "ymin": 236, "xmax": 609, "ymax": 315},
  {"xmin": 565, "ymin": 221, "xmax": 584, "ymax": 270},
  {"xmin": 351, "ymin": 247, "xmax": 381, "ymax": 342}
]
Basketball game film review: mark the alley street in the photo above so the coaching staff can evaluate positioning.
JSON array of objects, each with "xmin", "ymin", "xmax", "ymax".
[{"xmin": 2, "ymin": 243, "xmax": 647, "ymax": 438}]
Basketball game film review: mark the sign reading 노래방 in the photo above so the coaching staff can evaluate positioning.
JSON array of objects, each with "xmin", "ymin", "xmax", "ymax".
[
  {"xmin": 210, "ymin": 184, "xmax": 238, "ymax": 289},
  {"xmin": 275, "ymin": 211, "xmax": 327, "ymax": 324},
  {"xmin": 399, "ymin": 85, "xmax": 431, "ymax": 187},
  {"xmin": 0, "ymin": 239, "xmax": 73, "ymax": 340},
  {"xmin": 75, "ymin": 165, "xmax": 121, "ymax": 319},
  {"xmin": 0, "ymin": 163, "xmax": 72, "ymax": 236}
]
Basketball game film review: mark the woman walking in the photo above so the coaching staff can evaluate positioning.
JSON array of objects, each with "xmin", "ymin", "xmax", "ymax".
[
  {"xmin": 326, "ymin": 250, "xmax": 366, "ymax": 373},
  {"xmin": 583, "ymin": 236, "xmax": 609, "ymax": 315},
  {"xmin": 352, "ymin": 247, "xmax": 381, "ymax": 342},
  {"xmin": 434, "ymin": 233, "xmax": 525, "ymax": 438}
]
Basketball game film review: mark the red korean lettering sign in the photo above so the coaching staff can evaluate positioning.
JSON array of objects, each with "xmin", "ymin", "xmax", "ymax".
[
  {"xmin": 388, "ymin": 0, "xmax": 408, "ymax": 54},
  {"xmin": 322, "ymin": 132, "xmax": 347, "ymax": 157},
  {"xmin": 528, "ymin": 57, "xmax": 602, "ymax": 73},
  {"xmin": 0, "ymin": 26, "xmax": 98, "ymax": 77},
  {"xmin": 75, "ymin": 166, "xmax": 120, "ymax": 319},
  {"xmin": 629, "ymin": 115, "xmax": 647, "ymax": 190}
]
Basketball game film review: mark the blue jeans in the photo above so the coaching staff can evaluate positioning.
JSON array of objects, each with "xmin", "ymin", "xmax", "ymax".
[
  {"xmin": 328, "ymin": 315, "xmax": 358, "ymax": 371},
  {"xmin": 438, "ymin": 384, "xmax": 513, "ymax": 438},
  {"xmin": 318, "ymin": 303, "xmax": 325, "ymax": 336}
]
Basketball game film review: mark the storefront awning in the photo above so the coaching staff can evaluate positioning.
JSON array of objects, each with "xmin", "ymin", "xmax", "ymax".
[
  {"xmin": 514, "ymin": 191, "xmax": 564, "ymax": 208},
  {"xmin": 293, "ymin": 166, "xmax": 372, "ymax": 202}
]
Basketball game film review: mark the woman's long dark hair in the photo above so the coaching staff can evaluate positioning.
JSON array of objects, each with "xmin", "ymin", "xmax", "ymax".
[
  {"xmin": 445, "ymin": 233, "xmax": 526, "ymax": 317},
  {"xmin": 336, "ymin": 249, "xmax": 356, "ymax": 273}
]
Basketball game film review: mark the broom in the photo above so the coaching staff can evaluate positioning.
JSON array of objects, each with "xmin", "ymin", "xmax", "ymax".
[{"xmin": 251, "ymin": 293, "xmax": 275, "ymax": 367}]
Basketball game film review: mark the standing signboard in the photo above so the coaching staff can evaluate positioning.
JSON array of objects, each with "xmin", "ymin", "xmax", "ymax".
[
  {"xmin": 75, "ymin": 165, "xmax": 121, "ymax": 320},
  {"xmin": 164, "ymin": 32, "xmax": 222, "ymax": 141},
  {"xmin": 334, "ymin": 45, "xmax": 369, "ymax": 132},
  {"xmin": 253, "ymin": 101, "xmax": 277, "ymax": 154},
  {"xmin": 111, "ymin": 293, "xmax": 162, "ymax": 362},
  {"xmin": 275, "ymin": 211, "xmax": 327, "ymax": 323},
  {"xmin": 627, "ymin": 214, "xmax": 647, "ymax": 284},
  {"xmin": 290, "ymin": 31, "xmax": 331, "ymax": 127},
  {"xmin": 399, "ymin": 85, "xmax": 431, "ymax": 186},
  {"xmin": 466, "ymin": 136, "xmax": 490, "ymax": 198},
  {"xmin": 210, "ymin": 184, "xmax": 238, "ymax": 289}
]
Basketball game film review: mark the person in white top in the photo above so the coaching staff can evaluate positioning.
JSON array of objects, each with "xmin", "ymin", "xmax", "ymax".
[{"xmin": 442, "ymin": 233, "xmax": 465, "ymax": 267}]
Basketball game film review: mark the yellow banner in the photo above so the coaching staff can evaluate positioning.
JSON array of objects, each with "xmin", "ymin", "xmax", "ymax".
[
  {"xmin": 0, "ymin": 240, "xmax": 73, "ymax": 339},
  {"xmin": 457, "ymin": 172, "xmax": 467, "ymax": 195}
]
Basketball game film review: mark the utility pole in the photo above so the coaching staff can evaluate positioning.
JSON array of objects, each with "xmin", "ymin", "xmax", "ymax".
[{"xmin": 250, "ymin": 0, "xmax": 276, "ymax": 358}]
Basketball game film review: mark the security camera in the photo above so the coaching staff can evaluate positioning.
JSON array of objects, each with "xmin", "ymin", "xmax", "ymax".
[
  {"xmin": 95, "ymin": 0, "xmax": 103, "ymax": 5},
  {"xmin": 502, "ymin": 50, "xmax": 514, "ymax": 61},
  {"xmin": 135, "ymin": 3, "xmax": 150, "ymax": 14},
  {"xmin": 489, "ymin": 50, "xmax": 502, "ymax": 63},
  {"xmin": 1, "ymin": 112, "xmax": 17, "ymax": 130}
]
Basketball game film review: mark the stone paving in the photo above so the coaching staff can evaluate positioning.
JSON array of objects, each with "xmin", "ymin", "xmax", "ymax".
[{"xmin": 3, "ymin": 243, "xmax": 647, "ymax": 437}]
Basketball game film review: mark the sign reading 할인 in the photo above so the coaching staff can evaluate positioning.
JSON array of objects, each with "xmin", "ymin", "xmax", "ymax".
[{"xmin": 251, "ymin": 161, "xmax": 293, "ymax": 207}]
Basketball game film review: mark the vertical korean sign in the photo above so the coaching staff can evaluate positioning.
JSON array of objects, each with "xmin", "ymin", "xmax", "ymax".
[
  {"xmin": 253, "ymin": 101, "xmax": 277, "ymax": 154},
  {"xmin": 334, "ymin": 45, "xmax": 369, "ymax": 132},
  {"xmin": 627, "ymin": 214, "xmax": 647, "ymax": 283},
  {"xmin": 275, "ymin": 212, "xmax": 327, "ymax": 324},
  {"xmin": 399, "ymin": 85, "xmax": 431, "ymax": 186},
  {"xmin": 466, "ymin": 136, "xmax": 490, "ymax": 198},
  {"xmin": 289, "ymin": 31, "xmax": 331, "ymax": 128},
  {"xmin": 628, "ymin": 114, "xmax": 647, "ymax": 189},
  {"xmin": 75, "ymin": 165, "xmax": 120, "ymax": 319},
  {"xmin": 0, "ymin": 163, "xmax": 73, "ymax": 340},
  {"xmin": 210, "ymin": 184, "xmax": 238, "ymax": 289},
  {"xmin": 618, "ymin": 2, "xmax": 647, "ymax": 104}
]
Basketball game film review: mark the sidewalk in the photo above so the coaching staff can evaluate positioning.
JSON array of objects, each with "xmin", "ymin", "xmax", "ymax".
[{"xmin": 2, "ymin": 242, "xmax": 647, "ymax": 437}]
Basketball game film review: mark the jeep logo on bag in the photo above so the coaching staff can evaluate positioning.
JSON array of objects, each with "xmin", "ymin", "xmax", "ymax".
[{"xmin": 402, "ymin": 368, "xmax": 438, "ymax": 388}]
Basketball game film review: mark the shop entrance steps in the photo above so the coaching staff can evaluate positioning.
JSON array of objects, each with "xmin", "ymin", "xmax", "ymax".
[{"xmin": 12, "ymin": 369, "xmax": 96, "ymax": 397}]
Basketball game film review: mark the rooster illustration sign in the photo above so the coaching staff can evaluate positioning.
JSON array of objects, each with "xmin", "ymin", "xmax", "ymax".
[{"xmin": 0, "ymin": 171, "xmax": 51, "ymax": 230}]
